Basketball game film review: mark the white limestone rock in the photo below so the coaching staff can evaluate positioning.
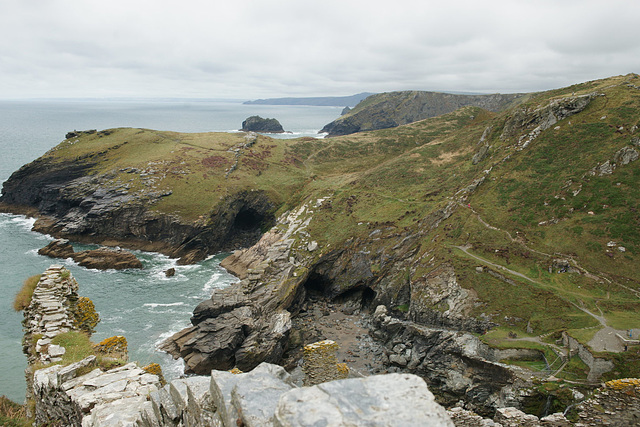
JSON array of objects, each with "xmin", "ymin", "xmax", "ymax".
[{"xmin": 274, "ymin": 373, "xmax": 454, "ymax": 427}]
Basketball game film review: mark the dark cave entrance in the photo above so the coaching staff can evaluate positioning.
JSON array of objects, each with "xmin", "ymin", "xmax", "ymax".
[
  {"xmin": 226, "ymin": 206, "xmax": 275, "ymax": 249},
  {"xmin": 303, "ymin": 272, "xmax": 331, "ymax": 298},
  {"xmin": 334, "ymin": 286, "xmax": 377, "ymax": 312},
  {"xmin": 233, "ymin": 207, "xmax": 266, "ymax": 231},
  {"xmin": 302, "ymin": 271, "xmax": 377, "ymax": 311}
]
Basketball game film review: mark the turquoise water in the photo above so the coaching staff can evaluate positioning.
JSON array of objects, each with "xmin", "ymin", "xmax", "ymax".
[{"xmin": 0, "ymin": 99, "xmax": 340, "ymax": 402}]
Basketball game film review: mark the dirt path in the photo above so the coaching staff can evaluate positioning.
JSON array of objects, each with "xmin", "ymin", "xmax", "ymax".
[{"xmin": 453, "ymin": 244, "xmax": 628, "ymax": 354}]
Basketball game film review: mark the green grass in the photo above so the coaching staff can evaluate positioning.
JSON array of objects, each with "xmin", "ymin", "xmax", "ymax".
[
  {"xmin": 566, "ymin": 327, "xmax": 601, "ymax": 345},
  {"xmin": 20, "ymin": 74, "xmax": 640, "ymax": 374},
  {"xmin": 557, "ymin": 356, "xmax": 590, "ymax": 381},
  {"xmin": 50, "ymin": 331, "xmax": 95, "ymax": 364}
]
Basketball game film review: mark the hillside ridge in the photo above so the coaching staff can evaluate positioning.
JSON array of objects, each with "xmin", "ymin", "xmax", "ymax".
[{"xmin": 320, "ymin": 90, "xmax": 528, "ymax": 136}]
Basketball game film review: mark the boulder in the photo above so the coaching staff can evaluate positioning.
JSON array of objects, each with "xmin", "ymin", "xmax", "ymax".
[
  {"xmin": 38, "ymin": 239, "xmax": 74, "ymax": 259},
  {"xmin": 241, "ymin": 116, "xmax": 285, "ymax": 133},
  {"xmin": 274, "ymin": 373, "xmax": 454, "ymax": 426},
  {"xmin": 614, "ymin": 146, "xmax": 639, "ymax": 165},
  {"xmin": 72, "ymin": 247, "xmax": 143, "ymax": 270}
]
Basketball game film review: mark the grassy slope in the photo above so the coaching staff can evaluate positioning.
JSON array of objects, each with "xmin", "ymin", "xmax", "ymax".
[{"xmin": 36, "ymin": 74, "xmax": 640, "ymax": 362}]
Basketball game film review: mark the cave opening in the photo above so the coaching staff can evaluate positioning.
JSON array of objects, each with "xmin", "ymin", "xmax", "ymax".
[
  {"xmin": 233, "ymin": 207, "xmax": 265, "ymax": 231},
  {"xmin": 303, "ymin": 272, "xmax": 331, "ymax": 298},
  {"xmin": 333, "ymin": 286, "xmax": 377, "ymax": 311}
]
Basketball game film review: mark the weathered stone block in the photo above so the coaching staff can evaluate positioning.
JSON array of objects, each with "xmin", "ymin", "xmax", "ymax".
[{"xmin": 274, "ymin": 373, "xmax": 454, "ymax": 426}]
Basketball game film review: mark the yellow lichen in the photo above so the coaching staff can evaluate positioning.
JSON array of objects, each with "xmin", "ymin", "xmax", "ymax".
[
  {"xmin": 337, "ymin": 363, "xmax": 350, "ymax": 377},
  {"xmin": 605, "ymin": 378, "xmax": 640, "ymax": 390},
  {"xmin": 142, "ymin": 362, "xmax": 166, "ymax": 385},
  {"xmin": 94, "ymin": 335, "xmax": 128, "ymax": 359},
  {"xmin": 230, "ymin": 368, "xmax": 243, "ymax": 374},
  {"xmin": 73, "ymin": 296, "xmax": 100, "ymax": 334}
]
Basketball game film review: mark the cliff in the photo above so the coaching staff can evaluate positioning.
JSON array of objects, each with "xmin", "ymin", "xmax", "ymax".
[
  {"xmin": 320, "ymin": 90, "xmax": 527, "ymax": 136},
  {"xmin": 4, "ymin": 74, "xmax": 640, "ymax": 419}
]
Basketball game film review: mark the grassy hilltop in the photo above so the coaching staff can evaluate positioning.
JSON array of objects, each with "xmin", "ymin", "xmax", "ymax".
[{"xmin": 4, "ymin": 74, "xmax": 640, "ymax": 379}]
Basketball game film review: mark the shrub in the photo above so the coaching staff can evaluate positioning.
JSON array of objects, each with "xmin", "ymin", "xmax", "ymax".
[{"xmin": 12, "ymin": 275, "xmax": 41, "ymax": 311}]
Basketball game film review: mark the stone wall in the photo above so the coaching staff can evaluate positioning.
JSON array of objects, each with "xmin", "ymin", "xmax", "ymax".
[{"xmin": 561, "ymin": 332, "xmax": 614, "ymax": 381}]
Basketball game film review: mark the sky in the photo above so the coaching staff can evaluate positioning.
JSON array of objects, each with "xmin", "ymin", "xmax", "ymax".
[{"xmin": 1, "ymin": 0, "xmax": 639, "ymax": 100}]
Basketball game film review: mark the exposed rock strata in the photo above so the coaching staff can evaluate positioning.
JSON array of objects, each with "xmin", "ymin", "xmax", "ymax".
[
  {"xmin": 0, "ymin": 156, "xmax": 275, "ymax": 263},
  {"xmin": 500, "ymin": 93, "xmax": 596, "ymax": 150},
  {"xmin": 23, "ymin": 265, "xmax": 80, "ymax": 364},
  {"xmin": 33, "ymin": 359, "xmax": 162, "ymax": 426}
]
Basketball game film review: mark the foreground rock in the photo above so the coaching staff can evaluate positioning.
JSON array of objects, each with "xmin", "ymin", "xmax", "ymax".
[
  {"xmin": 39, "ymin": 239, "xmax": 143, "ymax": 270},
  {"xmin": 241, "ymin": 115, "xmax": 285, "ymax": 133},
  {"xmin": 33, "ymin": 359, "xmax": 162, "ymax": 426}
]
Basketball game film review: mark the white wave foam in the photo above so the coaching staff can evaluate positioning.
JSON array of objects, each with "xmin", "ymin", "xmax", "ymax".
[{"xmin": 143, "ymin": 302, "xmax": 186, "ymax": 308}]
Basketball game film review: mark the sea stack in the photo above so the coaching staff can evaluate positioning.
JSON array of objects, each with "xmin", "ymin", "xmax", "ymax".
[{"xmin": 241, "ymin": 115, "xmax": 285, "ymax": 133}]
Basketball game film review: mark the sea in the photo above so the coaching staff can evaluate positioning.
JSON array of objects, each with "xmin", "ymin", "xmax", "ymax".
[{"xmin": 0, "ymin": 98, "xmax": 342, "ymax": 402}]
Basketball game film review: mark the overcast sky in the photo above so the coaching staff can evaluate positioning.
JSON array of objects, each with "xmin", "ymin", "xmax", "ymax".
[{"xmin": 1, "ymin": 0, "xmax": 639, "ymax": 100}]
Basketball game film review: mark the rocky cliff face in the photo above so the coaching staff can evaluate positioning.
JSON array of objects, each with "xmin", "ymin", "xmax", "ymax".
[
  {"xmin": 320, "ymin": 90, "xmax": 526, "ymax": 136},
  {"xmin": 0, "ymin": 155, "xmax": 276, "ymax": 263}
]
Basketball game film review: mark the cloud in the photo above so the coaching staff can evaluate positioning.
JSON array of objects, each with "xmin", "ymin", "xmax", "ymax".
[{"xmin": 1, "ymin": 0, "xmax": 639, "ymax": 98}]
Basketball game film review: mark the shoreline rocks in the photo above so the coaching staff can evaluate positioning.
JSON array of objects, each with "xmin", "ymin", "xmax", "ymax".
[{"xmin": 38, "ymin": 239, "xmax": 143, "ymax": 270}]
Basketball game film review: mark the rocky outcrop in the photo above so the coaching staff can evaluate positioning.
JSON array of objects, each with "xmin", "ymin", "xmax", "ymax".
[
  {"xmin": 33, "ymin": 358, "xmax": 162, "ymax": 426},
  {"xmin": 22, "ymin": 265, "xmax": 82, "ymax": 364},
  {"xmin": 39, "ymin": 239, "xmax": 143, "ymax": 270},
  {"xmin": 574, "ymin": 379, "xmax": 640, "ymax": 426},
  {"xmin": 241, "ymin": 116, "xmax": 285, "ymax": 133},
  {"xmin": 370, "ymin": 305, "xmax": 531, "ymax": 415},
  {"xmin": 500, "ymin": 93, "xmax": 596, "ymax": 150},
  {"xmin": 72, "ymin": 246, "xmax": 143, "ymax": 270},
  {"xmin": 0, "ymin": 154, "xmax": 276, "ymax": 263},
  {"xmin": 159, "ymin": 201, "xmax": 319, "ymax": 374},
  {"xmin": 320, "ymin": 91, "xmax": 525, "ymax": 136},
  {"xmin": 56, "ymin": 362, "xmax": 453, "ymax": 427}
]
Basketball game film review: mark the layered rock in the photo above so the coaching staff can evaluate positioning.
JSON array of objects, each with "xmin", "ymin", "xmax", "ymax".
[
  {"xmin": 23, "ymin": 265, "xmax": 81, "ymax": 364},
  {"xmin": 0, "ymin": 154, "xmax": 276, "ymax": 263},
  {"xmin": 33, "ymin": 358, "xmax": 162, "ymax": 426},
  {"xmin": 499, "ymin": 93, "xmax": 597, "ymax": 150},
  {"xmin": 370, "ymin": 305, "xmax": 532, "ymax": 415},
  {"xmin": 39, "ymin": 239, "xmax": 143, "ymax": 270},
  {"xmin": 159, "ymin": 201, "xmax": 319, "ymax": 374}
]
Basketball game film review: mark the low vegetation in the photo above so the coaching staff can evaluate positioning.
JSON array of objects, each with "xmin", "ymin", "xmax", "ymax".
[
  {"xmin": 0, "ymin": 396, "xmax": 30, "ymax": 427},
  {"xmin": 12, "ymin": 275, "xmax": 41, "ymax": 312}
]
